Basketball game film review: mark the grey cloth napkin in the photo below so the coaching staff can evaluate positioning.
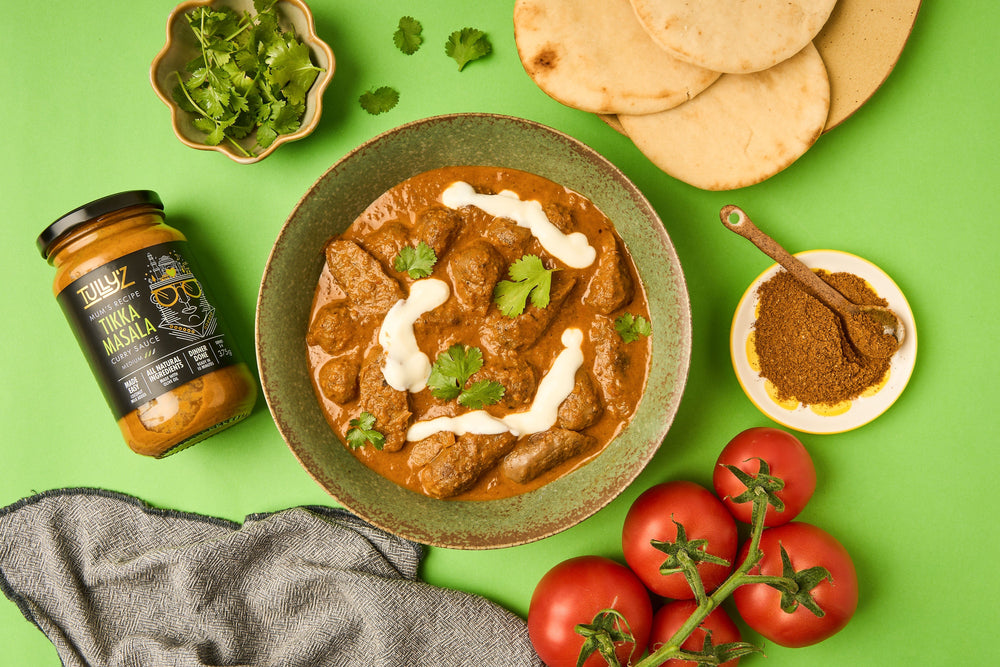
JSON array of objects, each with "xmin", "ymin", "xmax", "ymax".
[{"xmin": 0, "ymin": 488, "xmax": 543, "ymax": 667}]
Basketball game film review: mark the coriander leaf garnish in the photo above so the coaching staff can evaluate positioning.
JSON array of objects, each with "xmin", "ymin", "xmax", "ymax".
[
  {"xmin": 172, "ymin": 3, "xmax": 323, "ymax": 156},
  {"xmin": 393, "ymin": 241, "xmax": 437, "ymax": 278},
  {"xmin": 427, "ymin": 344, "xmax": 504, "ymax": 408},
  {"xmin": 428, "ymin": 344, "xmax": 483, "ymax": 400},
  {"xmin": 614, "ymin": 313, "xmax": 652, "ymax": 343},
  {"xmin": 459, "ymin": 380, "xmax": 506, "ymax": 410},
  {"xmin": 359, "ymin": 86, "xmax": 400, "ymax": 115},
  {"xmin": 394, "ymin": 16, "xmax": 423, "ymax": 55},
  {"xmin": 493, "ymin": 255, "xmax": 558, "ymax": 318},
  {"xmin": 444, "ymin": 27, "xmax": 492, "ymax": 71},
  {"xmin": 346, "ymin": 412, "xmax": 385, "ymax": 450}
]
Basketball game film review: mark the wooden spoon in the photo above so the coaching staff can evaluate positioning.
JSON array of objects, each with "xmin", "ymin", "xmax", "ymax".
[{"xmin": 720, "ymin": 205, "xmax": 903, "ymax": 359}]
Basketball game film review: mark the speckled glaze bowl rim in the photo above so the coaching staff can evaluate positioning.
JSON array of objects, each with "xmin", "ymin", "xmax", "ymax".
[
  {"xmin": 150, "ymin": 0, "xmax": 335, "ymax": 164},
  {"xmin": 256, "ymin": 112, "xmax": 692, "ymax": 549}
]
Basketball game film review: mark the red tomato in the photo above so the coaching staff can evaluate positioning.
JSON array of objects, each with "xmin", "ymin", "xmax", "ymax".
[
  {"xmin": 713, "ymin": 427, "xmax": 816, "ymax": 526},
  {"xmin": 648, "ymin": 600, "xmax": 742, "ymax": 666},
  {"xmin": 528, "ymin": 555, "xmax": 652, "ymax": 667},
  {"xmin": 733, "ymin": 522, "xmax": 858, "ymax": 648},
  {"xmin": 622, "ymin": 481, "xmax": 738, "ymax": 599}
]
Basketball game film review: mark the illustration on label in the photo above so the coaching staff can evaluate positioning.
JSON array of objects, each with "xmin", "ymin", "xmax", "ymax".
[
  {"xmin": 146, "ymin": 250, "xmax": 217, "ymax": 342},
  {"xmin": 57, "ymin": 241, "xmax": 240, "ymax": 419}
]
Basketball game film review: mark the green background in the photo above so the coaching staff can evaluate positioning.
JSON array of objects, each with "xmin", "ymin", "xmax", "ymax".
[{"xmin": 2, "ymin": 1, "xmax": 998, "ymax": 664}]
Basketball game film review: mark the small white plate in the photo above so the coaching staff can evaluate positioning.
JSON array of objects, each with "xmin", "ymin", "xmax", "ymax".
[{"xmin": 730, "ymin": 250, "xmax": 917, "ymax": 434}]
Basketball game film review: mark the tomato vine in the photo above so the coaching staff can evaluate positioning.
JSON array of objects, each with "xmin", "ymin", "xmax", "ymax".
[
  {"xmin": 631, "ymin": 485, "xmax": 778, "ymax": 666},
  {"xmin": 529, "ymin": 428, "xmax": 856, "ymax": 666}
]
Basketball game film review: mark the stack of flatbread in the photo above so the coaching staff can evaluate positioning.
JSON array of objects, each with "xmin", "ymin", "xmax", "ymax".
[{"xmin": 515, "ymin": 0, "xmax": 890, "ymax": 191}]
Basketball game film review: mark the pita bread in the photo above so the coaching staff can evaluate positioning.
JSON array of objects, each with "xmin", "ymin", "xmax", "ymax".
[
  {"xmin": 514, "ymin": 0, "xmax": 720, "ymax": 115},
  {"xmin": 619, "ymin": 43, "xmax": 831, "ymax": 191},
  {"xmin": 815, "ymin": 0, "xmax": 920, "ymax": 130},
  {"xmin": 629, "ymin": 0, "xmax": 838, "ymax": 73}
]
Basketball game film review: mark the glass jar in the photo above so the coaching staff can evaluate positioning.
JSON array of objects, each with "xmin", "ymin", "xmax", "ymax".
[{"xmin": 38, "ymin": 190, "xmax": 257, "ymax": 457}]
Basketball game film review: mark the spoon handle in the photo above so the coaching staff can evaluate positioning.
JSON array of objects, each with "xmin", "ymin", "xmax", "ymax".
[{"xmin": 719, "ymin": 205, "xmax": 855, "ymax": 313}]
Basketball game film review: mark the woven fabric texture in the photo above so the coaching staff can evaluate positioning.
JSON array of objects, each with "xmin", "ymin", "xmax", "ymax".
[{"xmin": 0, "ymin": 488, "xmax": 542, "ymax": 667}]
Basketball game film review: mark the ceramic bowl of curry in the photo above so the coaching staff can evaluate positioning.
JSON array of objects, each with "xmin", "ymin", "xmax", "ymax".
[{"xmin": 256, "ymin": 113, "xmax": 691, "ymax": 549}]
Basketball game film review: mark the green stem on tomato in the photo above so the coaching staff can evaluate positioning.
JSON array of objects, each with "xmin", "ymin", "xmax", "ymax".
[
  {"xmin": 632, "ymin": 486, "xmax": 775, "ymax": 667},
  {"xmin": 740, "ymin": 574, "xmax": 799, "ymax": 594},
  {"xmin": 678, "ymin": 550, "xmax": 709, "ymax": 605}
]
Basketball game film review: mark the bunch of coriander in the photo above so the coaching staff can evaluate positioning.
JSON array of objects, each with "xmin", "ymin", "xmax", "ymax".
[{"xmin": 172, "ymin": 0, "xmax": 323, "ymax": 157}]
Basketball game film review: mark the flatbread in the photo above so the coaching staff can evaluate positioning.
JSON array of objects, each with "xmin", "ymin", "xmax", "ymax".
[
  {"xmin": 602, "ymin": 0, "xmax": 920, "ymax": 135},
  {"xmin": 815, "ymin": 0, "xmax": 921, "ymax": 130},
  {"xmin": 514, "ymin": 0, "xmax": 720, "ymax": 115},
  {"xmin": 629, "ymin": 0, "xmax": 838, "ymax": 73},
  {"xmin": 618, "ymin": 43, "xmax": 831, "ymax": 191}
]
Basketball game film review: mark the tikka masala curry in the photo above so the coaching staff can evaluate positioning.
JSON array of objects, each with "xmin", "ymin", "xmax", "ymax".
[{"xmin": 306, "ymin": 166, "xmax": 651, "ymax": 500}]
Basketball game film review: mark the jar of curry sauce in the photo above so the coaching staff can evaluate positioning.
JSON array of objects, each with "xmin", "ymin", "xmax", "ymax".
[{"xmin": 37, "ymin": 190, "xmax": 257, "ymax": 457}]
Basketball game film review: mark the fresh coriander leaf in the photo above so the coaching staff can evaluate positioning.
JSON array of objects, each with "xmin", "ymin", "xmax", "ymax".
[
  {"xmin": 254, "ymin": 0, "xmax": 278, "ymax": 15},
  {"xmin": 193, "ymin": 116, "xmax": 232, "ymax": 146},
  {"xmin": 427, "ymin": 344, "xmax": 485, "ymax": 401},
  {"xmin": 458, "ymin": 380, "xmax": 505, "ymax": 409},
  {"xmin": 257, "ymin": 98, "xmax": 304, "ymax": 148},
  {"xmin": 359, "ymin": 86, "xmax": 400, "ymax": 115},
  {"xmin": 426, "ymin": 366, "xmax": 463, "ymax": 401},
  {"xmin": 614, "ymin": 313, "xmax": 652, "ymax": 343},
  {"xmin": 266, "ymin": 39, "xmax": 322, "ymax": 105},
  {"xmin": 444, "ymin": 27, "xmax": 492, "ymax": 71},
  {"xmin": 173, "ymin": 3, "xmax": 323, "ymax": 157},
  {"xmin": 346, "ymin": 412, "xmax": 385, "ymax": 450},
  {"xmin": 493, "ymin": 255, "xmax": 558, "ymax": 318},
  {"xmin": 393, "ymin": 241, "xmax": 438, "ymax": 278},
  {"xmin": 394, "ymin": 16, "xmax": 423, "ymax": 55}
]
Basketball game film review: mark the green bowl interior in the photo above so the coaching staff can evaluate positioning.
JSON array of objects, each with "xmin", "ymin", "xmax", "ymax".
[{"xmin": 256, "ymin": 113, "xmax": 691, "ymax": 549}]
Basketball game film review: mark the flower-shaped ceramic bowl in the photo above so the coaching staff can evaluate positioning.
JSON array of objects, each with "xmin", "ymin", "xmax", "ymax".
[
  {"xmin": 255, "ymin": 113, "xmax": 693, "ymax": 549},
  {"xmin": 150, "ymin": 0, "xmax": 335, "ymax": 164}
]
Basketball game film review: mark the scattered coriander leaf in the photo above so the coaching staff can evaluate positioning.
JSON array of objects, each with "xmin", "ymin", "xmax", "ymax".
[
  {"xmin": 346, "ymin": 412, "xmax": 385, "ymax": 450},
  {"xmin": 493, "ymin": 254, "xmax": 558, "ymax": 318},
  {"xmin": 614, "ymin": 313, "xmax": 652, "ymax": 343},
  {"xmin": 359, "ymin": 86, "xmax": 400, "ymax": 115},
  {"xmin": 444, "ymin": 27, "xmax": 492, "ymax": 71},
  {"xmin": 459, "ymin": 380, "xmax": 505, "ymax": 409},
  {"xmin": 393, "ymin": 241, "xmax": 438, "ymax": 278},
  {"xmin": 394, "ymin": 16, "xmax": 423, "ymax": 55}
]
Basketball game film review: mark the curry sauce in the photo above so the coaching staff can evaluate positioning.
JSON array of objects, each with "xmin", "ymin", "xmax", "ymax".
[{"xmin": 307, "ymin": 167, "xmax": 650, "ymax": 500}]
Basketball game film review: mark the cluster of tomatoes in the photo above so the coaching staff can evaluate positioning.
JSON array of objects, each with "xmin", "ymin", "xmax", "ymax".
[{"xmin": 527, "ymin": 427, "xmax": 859, "ymax": 667}]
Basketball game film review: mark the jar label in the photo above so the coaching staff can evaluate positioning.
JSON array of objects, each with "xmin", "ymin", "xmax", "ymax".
[{"xmin": 57, "ymin": 241, "xmax": 242, "ymax": 419}]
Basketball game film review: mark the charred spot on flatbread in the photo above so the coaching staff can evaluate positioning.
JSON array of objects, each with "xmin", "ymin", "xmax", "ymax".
[{"xmin": 514, "ymin": 0, "xmax": 719, "ymax": 115}]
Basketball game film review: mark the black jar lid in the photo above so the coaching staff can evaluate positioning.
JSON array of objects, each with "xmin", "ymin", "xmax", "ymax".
[{"xmin": 37, "ymin": 190, "xmax": 164, "ymax": 259}]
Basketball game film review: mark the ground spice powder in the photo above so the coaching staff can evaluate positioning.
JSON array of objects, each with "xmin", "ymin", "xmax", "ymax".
[{"xmin": 753, "ymin": 269, "xmax": 891, "ymax": 405}]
